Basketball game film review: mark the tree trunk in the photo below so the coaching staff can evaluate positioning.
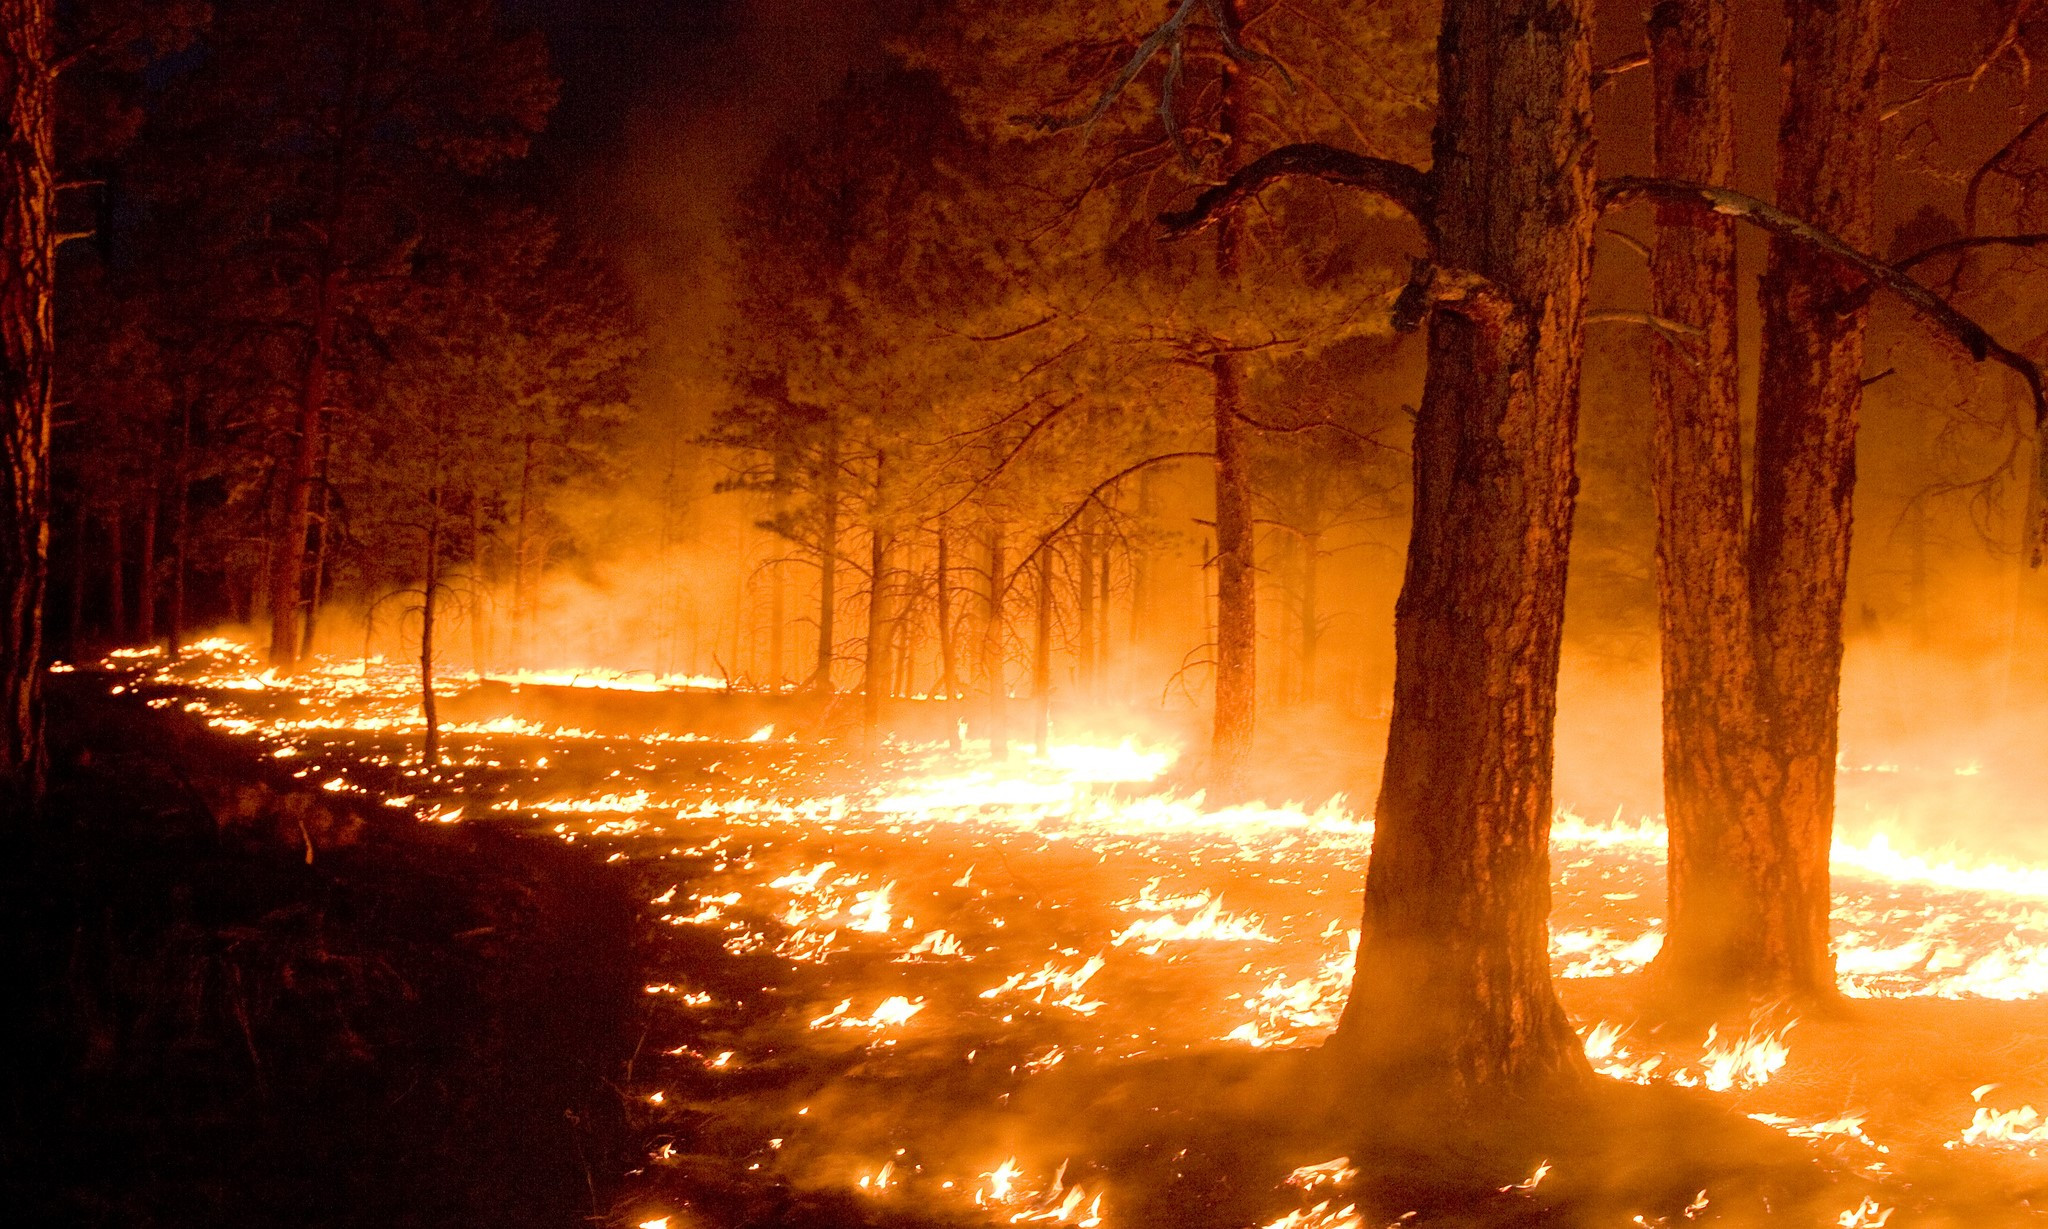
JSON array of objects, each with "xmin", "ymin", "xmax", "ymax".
[
  {"xmin": 769, "ymin": 556, "xmax": 786, "ymax": 690},
  {"xmin": 421, "ymin": 484, "xmax": 442, "ymax": 770},
  {"xmin": 863, "ymin": 524, "xmax": 889, "ymax": 749},
  {"xmin": 511, "ymin": 428, "xmax": 536, "ymax": 666},
  {"xmin": 1075, "ymin": 520, "xmax": 1095, "ymax": 701},
  {"xmin": 1097, "ymin": 547, "xmax": 1113, "ymax": 699},
  {"xmin": 136, "ymin": 480, "xmax": 158, "ymax": 646},
  {"xmin": 64, "ymin": 500, "xmax": 82, "ymax": 654},
  {"xmin": 104, "ymin": 508, "xmax": 125, "ymax": 643},
  {"xmin": 1737, "ymin": 0, "xmax": 1892, "ymax": 1002},
  {"xmin": 1209, "ymin": 32, "xmax": 1257, "ymax": 796},
  {"xmin": 937, "ymin": 526, "xmax": 960, "ymax": 746},
  {"xmin": 167, "ymin": 402, "xmax": 192, "ymax": 658},
  {"xmin": 1034, "ymin": 543, "xmax": 1053, "ymax": 753},
  {"xmin": 1331, "ymin": 0, "xmax": 1598, "ymax": 1099},
  {"xmin": 0, "ymin": 0, "xmax": 52, "ymax": 807},
  {"xmin": 1645, "ymin": 0, "xmax": 1784, "ymax": 1004},
  {"xmin": 268, "ymin": 273, "xmax": 336, "ymax": 668},
  {"xmin": 983, "ymin": 526, "xmax": 1008, "ymax": 761},
  {"xmin": 810, "ymin": 423, "xmax": 840, "ymax": 692}
]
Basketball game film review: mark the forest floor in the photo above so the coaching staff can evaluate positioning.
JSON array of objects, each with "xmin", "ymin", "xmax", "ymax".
[{"xmin": 8, "ymin": 647, "xmax": 2048, "ymax": 1227}]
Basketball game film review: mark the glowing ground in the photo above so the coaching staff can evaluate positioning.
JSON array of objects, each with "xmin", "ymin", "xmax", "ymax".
[{"xmin": 97, "ymin": 643, "xmax": 2048, "ymax": 1227}]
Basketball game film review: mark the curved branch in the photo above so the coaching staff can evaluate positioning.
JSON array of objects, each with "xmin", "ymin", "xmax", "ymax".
[
  {"xmin": 1157, "ymin": 142, "xmax": 1434, "ymax": 238},
  {"xmin": 1602, "ymin": 176, "xmax": 2048, "ymax": 427}
]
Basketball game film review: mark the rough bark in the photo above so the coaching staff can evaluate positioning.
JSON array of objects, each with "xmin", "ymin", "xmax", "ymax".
[
  {"xmin": 983, "ymin": 526, "xmax": 1007, "ymax": 761},
  {"xmin": 268, "ymin": 273, "xmax": 336, "ymax": 667},
  {"xmin": 1739, "ymin": 0, "xmax": 1894, "ymax": 1001},
  {"xmin": 1033, "ymin": 543, "xmax": 1053, "ymax": 753},
  {"xmin": 809, "ymin": 423, "xmax": 840, "ymax": 693},
  {"xmin": 0, "ymin": 0, "xmax": 51, "ymax": 808},
  {"xmin": 1644, "ymin": 0, "xmax": 1784, "ymax": 1002},
  {"xmin": 1208, "ymin": 32, "xmax": 1257, "ymax": 797},
  {"xmin": 1331, "ymin": 0, "xmax": 1598, "ymax": 1099}
]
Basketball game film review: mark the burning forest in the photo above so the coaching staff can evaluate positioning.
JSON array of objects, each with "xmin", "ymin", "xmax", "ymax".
[{"xmin": 13, "ymin": 0, "xmax": 2048, "ymax": 1227}]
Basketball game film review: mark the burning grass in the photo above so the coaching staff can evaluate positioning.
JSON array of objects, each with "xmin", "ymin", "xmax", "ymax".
[{"xmin": 80, "ymin": 641, "xmax": 2048, "ymax": 1225}]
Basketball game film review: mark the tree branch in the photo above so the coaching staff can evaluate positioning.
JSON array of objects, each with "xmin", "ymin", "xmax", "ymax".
[
  {"xmin": 1003, "ymin": 452, "xmax": 1214, "ymax": 597},
  {"xmin": 1894, "ymin": 232, "xmax": 2048, "ymax": 273},
  {"xmin": 1157, "ymin": 142, "xmax": 1434, "ymax": 238}
]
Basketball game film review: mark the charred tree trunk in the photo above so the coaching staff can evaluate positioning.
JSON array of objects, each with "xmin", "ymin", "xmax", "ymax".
[
  {"xmin": 810, "ymin": 424, "xmax": 841, "ymax": 693},
  {"xmin": 1075, "ymin": 520, "xmax": 1096, "ymax": 701},
  {"xmin": 421, "ymin": 482, "xmax": 443, "ymax": 770},
  {"xmin": 863, "ymin": 524, "xmax": 889, "ymax": 749},
  {"xmin": 1332, "ymin": 0, "xmax": 1598, "ymax": 1099},
  {"xmin": 167, "ymin": 402, "xmax": 192, "ymax": 657},
  {"xmin": 1034, "ymin": 544, "xmax": 1053, "ymax": 753},
  {"xmin": 1734, "ymin": 0, "xmax": 1893, "ymax": 1002},
  {"xmin": 983, "ymin": 526, "xmax": 1008, "ymax": 761},
  {"xmin": 1097, "ymin": 548, "xmax": 1113, "ymax": 698},
  {"xmin": 937, "ymin": 526, "xmax": 960, "ymax": 747},
  {"xmin": 104, "ymin": 508, "xmax": 125, "ymax": 643},
  {"xmin": 1645, "ymin": 0, "xmax": 1783, "ymax": 1004},
  {"xmin": 136, "ymin": 479, "xmax": 158, "ymax": 646},
  {"xmin": 0, "ymin": 0, "xmax": 51, "ymax": 807},
  {"xmin": 268, "ymin": 272, "xmax": 337, "ymax": 668},
  {"xmin": 1209, "ymin": 39, "xmax": 1257, "ymax": 796}
]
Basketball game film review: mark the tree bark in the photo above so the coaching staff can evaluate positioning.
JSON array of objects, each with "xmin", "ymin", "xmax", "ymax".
[
  {"xmin": 0, "ymin": 0, "xmax": 51, "ymax": 808},
  {"xmin": 1034, "ymin": 542, "xmax": 1053, "ymax": 753},
  {"xmin": 983, "ymin": 525, "xmax": 1007, "ymax": 761},
  {"xmin": 1331, "ymin": 0, "xmax": 1598, "ymax": 1099},
  {"xmin": 863, "ymin": 522, "xmax": 889, "ymax": 749},
  {"xmin": 136, "ymin": 479, "xmax": 158, "ymax": 646},
  {"xmin": 1645, "ymin": 0, "xmax": 1784, "ymax": 1003},
  {"xmin": 809, "ymin": 422, "xmax": 840, "ymax": 692},
  {"xmin": 1209, "ymin": 23, "xmax": 1257, "ymax": 796},
  {"xmin": 268, "ymin": 271, "xmax": 337, "ymax": 668},
  {"xmin": 1737, "ymin": 0, "xmax": 1893, "ymax": 1002}
]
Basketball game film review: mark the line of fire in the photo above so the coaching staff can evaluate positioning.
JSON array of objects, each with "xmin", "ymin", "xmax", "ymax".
[{"xmin": 8, "ymin": 1, "xmax": 2048, "ymax": 1226}]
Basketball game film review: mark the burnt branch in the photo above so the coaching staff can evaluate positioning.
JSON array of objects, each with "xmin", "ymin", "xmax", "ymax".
[
  {"xmin": 1003, "ymin": 452, "xmax": 1215, "ymax": 597},
  {"xmin": 1157, "ymin": 142, "xmax": 1434, "ymax": 238},
  {"xmin": 1391, "ymin": 260, "xmax": 1515, "ymax": 335}
]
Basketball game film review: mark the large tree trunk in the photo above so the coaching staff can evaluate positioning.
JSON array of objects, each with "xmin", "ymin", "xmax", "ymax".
[
  {"xmin": 1645, "ymin": 0, "xmax": 1784, "ymax": 1003},
  {"xmin": 0, "ymin": 0, "xmax": 52, "ymax": 808},
  {"xmin": 1209, "ymin": 32, "xmax": 1257, "ymax": 796},
  {"xmin": 1331, "ymin": 0, "xmax": 1597, "ymax": 1099},
  {"xmin": 1736, "ymin": 0, "xmax": 1893, "ymax": 1002},
  {"xmin": 268, "ymin": 276, "xmax": 336, "ymax": 667}
]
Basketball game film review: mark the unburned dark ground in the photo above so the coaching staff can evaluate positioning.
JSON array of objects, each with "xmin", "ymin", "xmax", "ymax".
[{"xmin": 6, "ymin": 677, "xmax": 2048, "ymax": 1228}]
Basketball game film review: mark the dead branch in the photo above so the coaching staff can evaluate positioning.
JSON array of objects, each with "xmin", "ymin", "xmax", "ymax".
[{"xmin": 1157, "ymin": 142, "xmax": 1434, "ymax": 237}]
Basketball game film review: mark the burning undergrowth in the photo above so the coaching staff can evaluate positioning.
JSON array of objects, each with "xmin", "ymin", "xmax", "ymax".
[{"xmin": 80, "ymin": 641, "xmax": 2048, "ymax": 1225}]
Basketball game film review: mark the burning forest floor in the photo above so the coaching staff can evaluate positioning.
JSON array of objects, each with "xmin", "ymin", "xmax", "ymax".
[{"xmin": 44, "ymin": 641, "xmax": 2048, "ymax": 1227}]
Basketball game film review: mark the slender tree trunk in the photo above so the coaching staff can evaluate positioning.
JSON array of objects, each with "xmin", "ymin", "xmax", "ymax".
[
  {"xmin": 1737, "ymin": 0, "xmax": 1893, "ymax": 1002},
  {"xmin": 768, "ymin": 558, "xmax": 786, "ymax": 689},
  {"xmin": 863, "ymin": 522, "xmax": 889, "ymax": 748},
  {"xmin": 1075, "ymin": 524, "xmax": 1095, "ymax": 701},
  {"xmin": 104, "ymin": 508, "xmax": 125, "ymax": 643},
  {"xmin": 421, "ymin": 483, "xmax": 442, "ymax": 770},
  {"xmin": 1097, "ymin": 548, "xmax": 1113, "ymax": 699},
  {"xmin": 1646, "ymin": 0, "xmax": 1783, "ymax": 1004},
  {"xmin": 269, "ymin": 273, "xmax": 337, "ymax": 668},
  {"xmin": 136, "ymin": 478, "xmax": 159, "ymax": 646},
  {"xmin": 511, "ymin": 429, "xmax": 536, "ymax": 666},
  {"xmin": 937, "ymin": 526, "xmax": 960, "ymax": 746},
  {"xmin": 1034, "ymin": 543, "xmax": 1053, "ymax": 753},
  {"xmin": 167, "ymin": 402, "xmax": 192, "ymax": 658},
  {"xmin": 983, "ymin": 525, "xmax": 1007, "ymax": 761},
  {"xmin": 1209, "ymin": 30, "xmax": 1257, "ymax": 795},
  {"xmin": 810, "ymin": 424, "xmax": 840, "ymax": 692},
  {"xmin": 469, "ymin": 490, "xmax": 488, "ymax": 675},
  {"xmin": 64, "ymin": 499, "xmax": 82, "ymax": 654},
  {"xmin": 0, "ymin": 0, "xmax": 52, "ymax": 807},
  {"xmin": 1331, "ymin": 0, "xmax": 1598, "ymax": 1098}
]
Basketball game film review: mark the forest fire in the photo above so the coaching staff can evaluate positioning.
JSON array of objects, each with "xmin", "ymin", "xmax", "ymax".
[{"xmin": 76, "ymin": 641, "xmax": 2048, "ymax": 1223}]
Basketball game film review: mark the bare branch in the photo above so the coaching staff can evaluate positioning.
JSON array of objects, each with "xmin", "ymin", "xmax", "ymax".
[
  {"xmin": 1157, "ymin": 142, "xmax": 1434, "ymax": 238},
  {"xmin": 1586, "ymin": 308, "xmax": 1705, "ymax": 355},
  {"xmin": 1005, "ymin": 452, "xmax": 1215, "ymax": 595},
  {"xmin": 1591, "ymin": 49, "xmax": 1650, "ymax": 92}
]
